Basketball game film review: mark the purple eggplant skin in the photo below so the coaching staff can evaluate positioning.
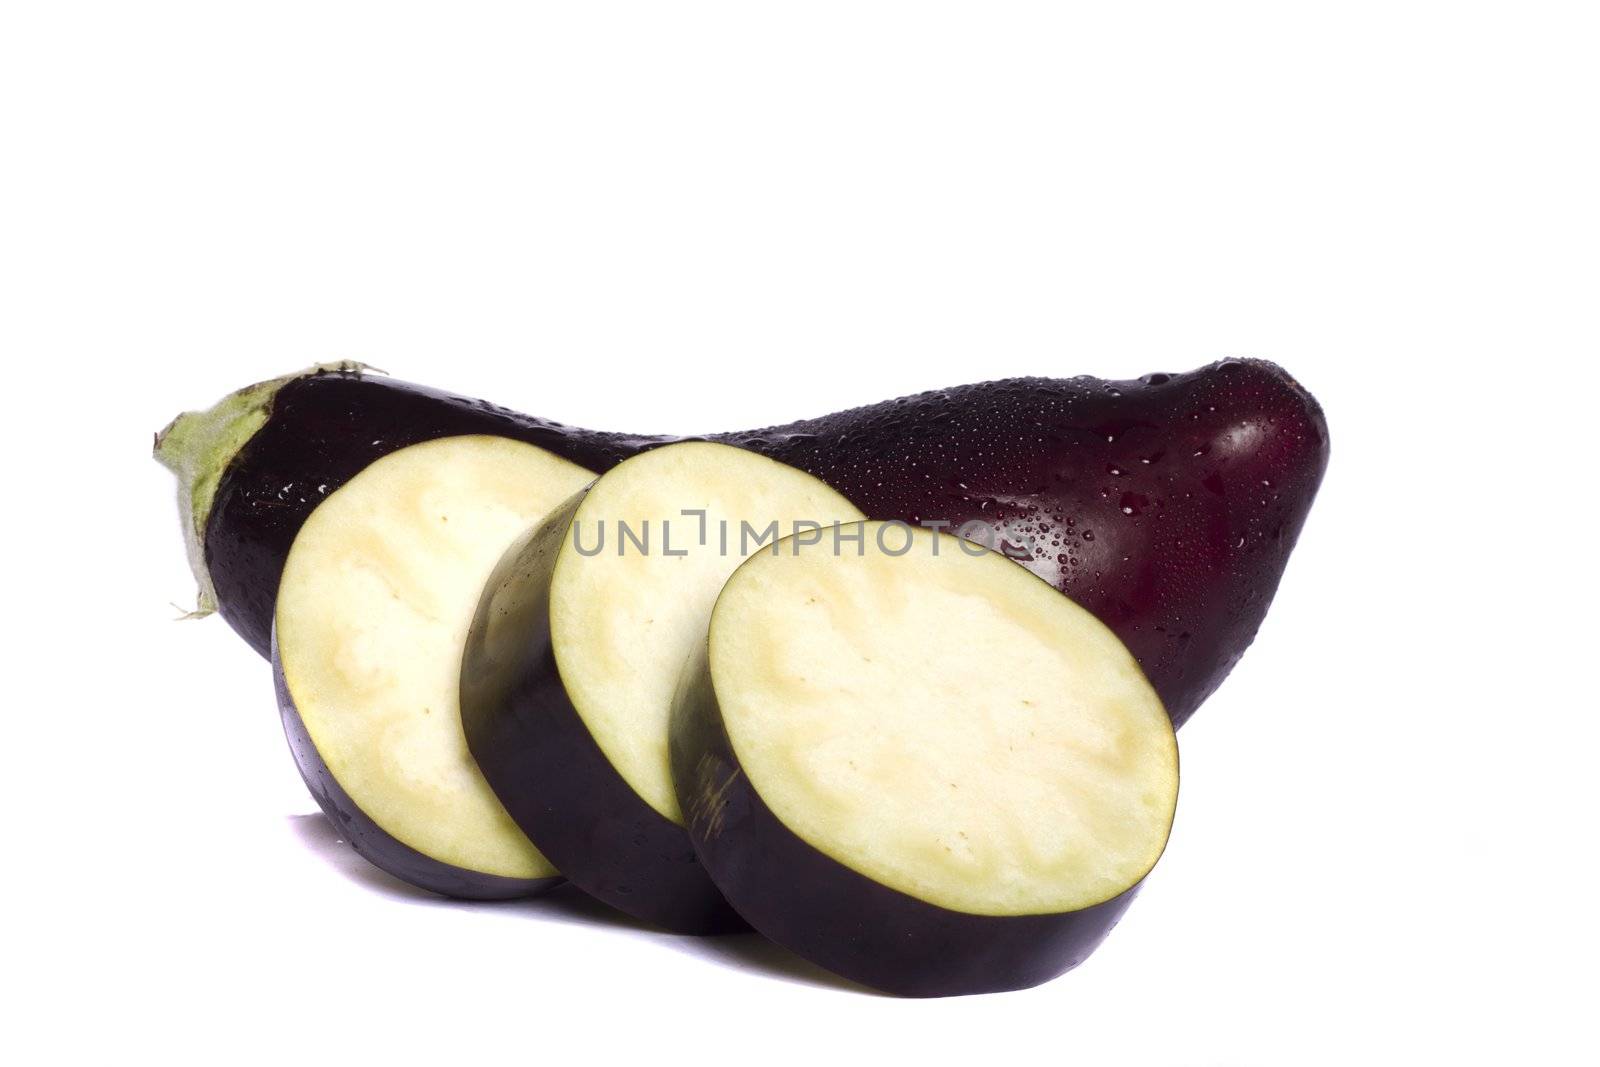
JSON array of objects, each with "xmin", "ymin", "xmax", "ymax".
[
  {"xmin": 160, "ymin": 358, "xmax": 1327, "ymax": 728},
  {"xmin": 723, "ymin": 358, "xmax": 1329, "ymax": 728},
  {"xmin": 201, "ymin": 372, "xmax": 659, "ymax": 657},
  {"xmin": 458, "ymin": 496, "xmax": 746, "ymax": 933},
  {"xmin": 271, "ymin": 633, "xmax": 560, "ymax": 900},
  {"xmin": 668, "ymin": 639, "xmax": 1139, "ymax": 997}
]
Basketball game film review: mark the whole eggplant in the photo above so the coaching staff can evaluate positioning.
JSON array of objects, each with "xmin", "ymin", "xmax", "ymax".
[{"xmin": 156, "ymin": 359, "xmax": 1327, "ymax": 727}]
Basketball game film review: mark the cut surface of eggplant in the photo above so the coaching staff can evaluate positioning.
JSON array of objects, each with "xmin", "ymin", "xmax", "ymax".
[
  {"xmin": 551, "ymin": 442, "xmax": 866, "ymax": 822},
  {"xmin": 275, "ymin": 435, "xmax": 594, "ymax": 894},
  {"xmin": 461, "ymin": 440, "xmax": 863, "ymax": 930},
  {"xmin": 671, "ymin": 522, "xmax": 1179, "ymax": 994}
]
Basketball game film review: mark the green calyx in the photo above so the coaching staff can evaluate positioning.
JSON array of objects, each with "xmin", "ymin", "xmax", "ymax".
[{"xmin": 153, "ymin": 361, "xmax": 379, "ymax": 618}]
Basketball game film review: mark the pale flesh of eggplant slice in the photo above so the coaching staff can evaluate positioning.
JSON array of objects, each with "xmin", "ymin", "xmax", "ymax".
[
  {"xmin": 274, "ymin": 435, "xmax": 595, "ymax": 897},
  {"xmin": 671, "ymin": 521, "xmax": 1179, "ymax": 995},
  {"xmin": 461, "ymin": 440, "xmax": 864, "ymax": 930}
]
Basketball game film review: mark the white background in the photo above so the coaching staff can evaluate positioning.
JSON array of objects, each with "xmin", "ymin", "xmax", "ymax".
[{"xmin": 3, "ymin": 3, "xmax": 1596, "ymax": 1064}]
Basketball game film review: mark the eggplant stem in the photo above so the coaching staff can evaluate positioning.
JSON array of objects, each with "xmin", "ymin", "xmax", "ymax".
[{"xmin": 153, "ymin": 361, "xmax": 383, "ymax": 618}]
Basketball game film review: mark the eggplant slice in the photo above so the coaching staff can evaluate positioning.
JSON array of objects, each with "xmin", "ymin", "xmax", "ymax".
[
  {"xmin": 671, "ymin": 522, "xmax": 1179, "ymax": 995},
  {"xmin": 274, "ymin": 435, "xmax": 595, "ymax": 897},
  {"xmin": 461, "ymin": 441, "xmax": 863, "ymax": 931}
]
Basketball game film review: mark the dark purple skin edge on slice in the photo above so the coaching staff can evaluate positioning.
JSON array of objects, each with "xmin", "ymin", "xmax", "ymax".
[
  {"xmin": 205, "ymin": 359, "xmax": 1328, "ymax": 728},
  {"xmin": 458, "ymin": 494, "xmax": 746, "ymax": 934},
  {"xmin": 668, "ymin": 638, "xmax": 1142, "ymax": 997},
  {"xmin": 272, "ymin": 631, "xmax": 561, "ymax": 901}
]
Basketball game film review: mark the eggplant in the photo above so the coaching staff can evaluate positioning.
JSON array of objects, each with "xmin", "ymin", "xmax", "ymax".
[
  {"xmin": 459, "ymin": 441, "xmax": 863, "ymax": 931},
  {"xmin": 670, "ymin": 521, "xmax": 1179, "ymax": 995},
  {"xmin": 272, "ymin": 435, "xmax": 595, "ymax": 898},
  {"xmin": 156, "ymin": 358, "xmax": 1327, "ymax": 727}
]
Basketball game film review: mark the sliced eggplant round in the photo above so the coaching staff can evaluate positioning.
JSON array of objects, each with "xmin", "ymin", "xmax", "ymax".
[
  {"xmin": 274, "ymin": 434, "xmax": 596, "ymax": 898},
  {"xmin": 460, "ymin": 441, "xmax": 863, "ymax": 931},
  {"xmin": 670, "ymin": 521, "xmax": 1179, "ymax": 995}
]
